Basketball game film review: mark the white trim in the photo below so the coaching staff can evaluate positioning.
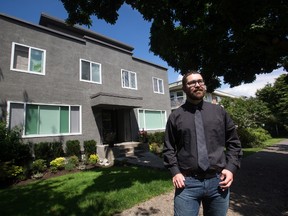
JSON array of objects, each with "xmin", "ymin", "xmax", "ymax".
[
  {"xmin": 7, "ymin": 101, "xmax": 82, "ymax": 138},
  {"xmin": 121, "ymin": 69, "xmax": 138, "ymax": 90},
  {"xmin": 79, "ymin": 58, "xmax": 102, "ymax": 84},
  {"xmin": 10, "ymin": 42, "xmax": 46, "ymax": 75},
  {"xmin": 137, "ymin": 108, "xmax": 167, "ymax": 131},
  {"xmin": 152, "ymin": 77, "xmax": 165, "ymax": 94}
]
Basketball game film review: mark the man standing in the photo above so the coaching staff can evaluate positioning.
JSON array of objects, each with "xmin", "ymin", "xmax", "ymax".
[{"xmin": 163, "ymin": 71, "xmax": 242, "ymax": 216}]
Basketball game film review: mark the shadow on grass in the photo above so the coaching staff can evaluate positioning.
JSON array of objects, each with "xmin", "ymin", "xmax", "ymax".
[{"xmin": 0, "ymin": 166, "xmax": 171, "ymax": 216}]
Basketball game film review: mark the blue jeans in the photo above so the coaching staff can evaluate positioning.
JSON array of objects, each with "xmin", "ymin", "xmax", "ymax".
[{"xmin": 174, "ymin": 174, "xmax": 229, "ymax": 216}]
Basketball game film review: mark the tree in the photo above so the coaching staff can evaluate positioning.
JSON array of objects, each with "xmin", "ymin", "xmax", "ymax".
[
  {"xmin": 60, "ymin": 0, "xmax": 288, "ymax": 91},
  {"xmin": 256, "ymin": 74, "xmax": 288, "ymax": 135},
  {"xmin": 220, "ymin": 97, "xmax": 272, "ymax": 147}
]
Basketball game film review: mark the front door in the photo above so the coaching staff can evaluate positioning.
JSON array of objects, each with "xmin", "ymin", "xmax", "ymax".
[{"xmin": 102, "ymin": 109, "xmax": 117, "ymax": 144}]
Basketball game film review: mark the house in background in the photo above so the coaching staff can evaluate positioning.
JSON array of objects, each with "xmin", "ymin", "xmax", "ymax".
[
  {"xmin": 169, "ymin": 80, "xmax": 239, "ymax": 110},
  {"xmin": 0, "ymin": 13, "xmax": 170, "ymax": 159}
]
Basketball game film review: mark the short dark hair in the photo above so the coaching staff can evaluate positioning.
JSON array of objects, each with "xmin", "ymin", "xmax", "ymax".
[{"xmin": 182, "ymin": 70, "xmax": 202, "ymax": 86}]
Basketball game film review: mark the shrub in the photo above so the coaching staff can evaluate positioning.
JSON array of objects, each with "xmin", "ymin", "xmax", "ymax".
[
  {"xmin": 34, "ymin": 142, "xmax": 64, "ymax": 163},
  {"xmin": 50, "ymin": 157, "xmax": 66, "ymax": 170},
  {"xmin": 31, "ymin": 159, "xmax": 47, "ymax": 174},
  {"xmin": 84, "ymin": 140, "xmax": 97, "ymax": 158},
  {"xmin": 238, "ymin": 127, "xmax": 272, "ymax": 148},
  {"xmin": 88, "ymin": 154, "xmax": 99, "ymax": 165},
  {"xmin": 66, "ymin": 140, "xmax": 81, "ymax": 158},
  {"xmin": 0, "ymin": 162, "xmax": 24, "ymax": 183},
  {"xmin": 34, "ymin": 142, "xmax": 53, "ymax": 162},
  {"xmin": 0, "ymin": 121, "xmax": 32, "ymax": 165}
]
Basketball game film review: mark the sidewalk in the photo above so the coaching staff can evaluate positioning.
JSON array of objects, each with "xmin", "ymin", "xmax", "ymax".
[{"xmin": 117, "ymin": 139, "xmax": 288, "ymax": 216}]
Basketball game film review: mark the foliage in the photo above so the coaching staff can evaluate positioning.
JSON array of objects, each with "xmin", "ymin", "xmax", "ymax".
[
  {"xmin": 237, "ymin": 127, "xmax": 272, "ymax": 148},
  {"xmin": 83, "ymin": 140, "xmax": 97, "ymax": 158},
  {"xmin": 88, "ymin": 154, "xmax": 99, "ymax": 165},
  {"xmin": 256, "ymin": 74, "xmax": 288, "ymax": 136},
  {"xmin": 60, "ymin": 0, "xmax": 288, "ymax": 91},
  {"xmin": 220, "ymin": 97, "xmax": 272, "ymax": 147},
  {"xmin": 65, "ymin": 140, "xmax": 81, "ymax": 158},
  {"xmin": 0, "ymin": 166, "xmax": 172, "ymax": 215},
  {"xmin": 50, "ymin": 157, "xmax": 66, "ymax": 170},
  {"xmin": 0, "ymin": 162, "xmax": 24, "ymax": 183},
  {"xmin": 34, "ymin": 142, "xmax": 64, "ymax": 163},
  {"xmin": 31, "ymin": 159, "xmax": 47, "ymax": 174},
  {"xmin": 0, "ymin": 121, "xmax": 32, "ymax": 165},
  {"xmin": 147, "ymin": 132, "xmax": 165, "ymax": 156},
  {"xmin": 220, "ymin": 97, "xmax": 272, "ymax": 129}
]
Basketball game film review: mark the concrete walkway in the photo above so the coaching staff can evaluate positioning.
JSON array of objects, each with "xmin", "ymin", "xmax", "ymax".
[{"xmin": 118, "ymin": 139, "xmax": 288, "ymax": 216}]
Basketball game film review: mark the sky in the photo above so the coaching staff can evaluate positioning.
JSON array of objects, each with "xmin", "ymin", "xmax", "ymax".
[{"xmin": 0, "ymin": 0, "xmax": 286, "ymax": 97}]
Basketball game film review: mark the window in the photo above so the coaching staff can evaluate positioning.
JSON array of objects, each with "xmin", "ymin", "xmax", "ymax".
[
  {"xmin": 8, "ymin": 102, "xmax": 81, "ymax": 137},
  {"xmin": 80, "ymin": 59, "xmax": 101, "ymax": 84},
  {"xmin": 138, "ymin": 109, "xmax": 166, "ymax": 130},
  {"xmin": 121, "ymin": 69, "xmax": 137, "ymax": 89},
  {"xmin": 11, "ymin": 42, "xmax": 45, "ymax": 75},
  {"xmin": 153, "ymin": 77, "xmax": 164, "ymax": 94}
]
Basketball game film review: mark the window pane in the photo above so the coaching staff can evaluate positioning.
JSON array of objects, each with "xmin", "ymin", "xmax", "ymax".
[
  {"xmin": 9, "ymin": 103, "xmax": 24, "ymax": 129},
  {"xmin": 145, "ymin": 111, "xmax": 164, "ymax": 129},
  {"xmin": 25, "ymin": 104, "xmax": 39, "ymax": 135},
  {"xmin": 158, "ymin": 79, "xmax": 163, "ymax": 93},
  {"xmin": 13, "ymin": 44, "xmax": 29, "ymax": 70},
  {"xmin": 30, "ymin": 48, "xmax": 43, "ymax": 73},
  {"xmin": 60, "ymin": 106, "xmax": 69, "ymax": 133},
  {"xmin": 91, "ymin": 63, "xmax": 100, "ymax": 83},
  {"xmin": 39, "ymin": 105, "xmax": 59, "ymax": 134},
  {"xmin": 130, "ymin": 73, "xmax": 136, "ymax": 88},
  {"xmin": 153, "ymin": 78, "xmax": 158, "ymax": 92},
  {"xmin": 81, "ymin": 60, "xmax": 90, "ymax": 80},
  {"xmin": 122, "ymin": 70, "xmax": 129, "ymax": 87},
  {"xmin": 70, "ymin": 106, "xmax": 80, "ymax": 133},
  {"xmin": 138, "ymin": 110, "xmax": 144, "ymax": 129}
]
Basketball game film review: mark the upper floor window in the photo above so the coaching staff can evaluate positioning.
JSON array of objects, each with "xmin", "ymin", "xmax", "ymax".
[
  {"xmin": 80, "ymin": 59, "xmax": 101, "ymax": 84},
  {"xmin": 153, "ymin": 77, "xmax": 164, "ymax": 94},
  {"xmin": 121, "ymin": 69, "xmax": 137, "ymax": 90},
  {"xmin": 11, "ymin": 42, "xmax": 46, "ymax": 75}
]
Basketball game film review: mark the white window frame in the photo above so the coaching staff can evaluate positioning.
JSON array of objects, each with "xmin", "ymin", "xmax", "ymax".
[
  {"xmin": 7, "ymin": 101, "xmax": 82, "ymax": 138},
  {"xmin": 121, "ymin": 69, "xmax": 138, "ymax": 90},
  {"xmin": 137, "ymin": 109, "xmax": 167, "ymax": 131},
  {"xmin": 80, "ymin": 59, "xmax": 102, "ymax": 84},
  {"xmin": 152, "ymin": 77, "xmax": 164, "ymax": 94},
  {"xmin": 10, "ymin": 42, "xmax": 46, "ymax": 75}
]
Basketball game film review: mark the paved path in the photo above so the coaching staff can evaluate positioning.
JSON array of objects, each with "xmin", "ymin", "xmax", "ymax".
[{"xmin": 117, "ymin": 139, "xmax": 288, "ymax": 216}]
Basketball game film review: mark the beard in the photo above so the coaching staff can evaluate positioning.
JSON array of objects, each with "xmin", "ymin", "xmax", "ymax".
[{"xmin": 185, "ymin": 87, "xmax": 206, "ymax": 101}]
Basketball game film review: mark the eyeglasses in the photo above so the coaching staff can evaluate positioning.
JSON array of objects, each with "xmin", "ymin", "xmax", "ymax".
[{"xmin": 186, "ymin": 79, "xmax": 205, "ymax": 87}]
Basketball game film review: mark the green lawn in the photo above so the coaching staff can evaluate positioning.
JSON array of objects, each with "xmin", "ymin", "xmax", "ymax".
[{"xmin": 0, "ymin": 166, "xmax": 173, "ymax": 216}]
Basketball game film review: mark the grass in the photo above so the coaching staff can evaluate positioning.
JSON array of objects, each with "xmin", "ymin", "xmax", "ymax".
[
  {"xmin": 0, "ymin": 166, "xmax": 173, "ymax": 216},
  {"xmin": 242, "ymin": 138, "xmax": 284, "ymax": 157},
  {"xmin": 0, "ymin": 138, "xmax": 284, "ymax": 216}
]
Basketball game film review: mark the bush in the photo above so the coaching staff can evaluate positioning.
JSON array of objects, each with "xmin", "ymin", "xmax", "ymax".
[
  {"xmin": 88, "ymin": 154, "xmax": 99, "ymax": 165},
  {"xmin": 84, "ymin": 140, "xmax": 97, "ymax": 158},
  {"xmin": 31, "ymin": 159, "xmax": 47, "ymax": 174},
  {"xmin": 0, "ymin": 121, "xmax": 32, "ymax": 165},
  {"xmin": 0, "ymin": 162, "xmax": 24, "ymax": 183},
  {"xmin": 34, "ymin": 142, "xmax": 64, "ymax": 163},
  {"xmin": 34, "ymin": 142, "xmax": 53, "ymax": 162},
  {"xmin": 66, "ymin": 140, "xmax": 81, "ymax": 158},
  {"xmin": 238, "ymin": 127, "xmax": 272, "ymax": 148},
  {"xmin": 64, "ymin": 156, "xmax": 80, "ymax": 171},
  {"xmin": 50, "ymin": 157, "xmax": 66, "ymax": 170}
]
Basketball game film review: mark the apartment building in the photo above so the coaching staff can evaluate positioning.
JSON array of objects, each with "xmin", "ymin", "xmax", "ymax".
[{"xmin": 0, "ymin": 13, "xmax": 170, "ymax": 156}]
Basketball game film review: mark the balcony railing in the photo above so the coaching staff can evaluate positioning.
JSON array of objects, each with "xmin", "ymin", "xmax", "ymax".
[{"xmin": 170, "ymin": 97, "xmax": 185, "ymax": 109}]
